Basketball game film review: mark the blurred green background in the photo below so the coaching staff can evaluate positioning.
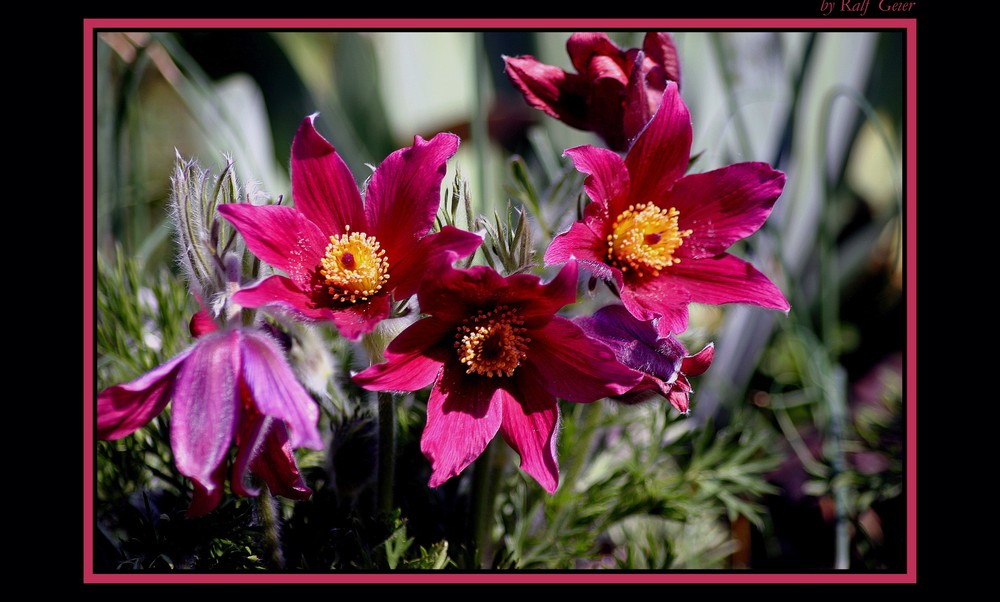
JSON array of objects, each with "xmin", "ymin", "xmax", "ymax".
[{"xmin": 94, "ymin": 29, "xmax": 905, "ymax": 571}]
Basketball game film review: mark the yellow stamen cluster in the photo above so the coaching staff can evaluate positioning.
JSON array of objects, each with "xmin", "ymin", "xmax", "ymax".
[
  {"xmin": 606, "ymin": 203, "xmax": 692, "ymax": 278},
  {"xmin": 454, "ymin": 305, "xmax": 530, "ymax": 378},
  {"xmin": 319, "ymin": 226, "xmax": 390, "ymax": 303}
]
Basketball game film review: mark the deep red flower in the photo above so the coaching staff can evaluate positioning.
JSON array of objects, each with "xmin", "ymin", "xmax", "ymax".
[
  {"xmin": 353, "ymin": 261, "xmax": 641, "ymax": 493},
  {"xmin": 504, "ymin": 32, "xmax": 681, "ymax": 152},
  {"xmin": 218, "ymin": 115, "xmax": 483, "ymax": 341},
  {"xmin": 544, "ymin": 81, "xmax": 790, "ymax": 334},
  {"xmin": 575, "ymin": 304, "xmax": 714, "ymax": 414},
  {"xmin": 98, "ymin": 313, "xmax": 323, "ymax": 517}
]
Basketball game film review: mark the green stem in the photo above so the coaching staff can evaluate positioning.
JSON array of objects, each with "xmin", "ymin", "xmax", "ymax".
[
  {"xmin": 471, "ymin": 438, "xmax": 497, "ymax": 568},
  {"xmin": 258, "ymin": 485, "xmax": 285, "ymax": 569},
  {"xmin": 560, "ymin": 402, "xmax": 603, "ymax": 492},
  {"xmin": 377, "ymin": 391, "xmax": 396, "ymax": 516}
]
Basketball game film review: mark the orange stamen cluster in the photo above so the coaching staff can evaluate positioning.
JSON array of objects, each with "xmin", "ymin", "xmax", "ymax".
[
  {"xmin": 454, "ymin": 305, "xmax": 530, "ymax": 378},
  {"xmin": 319, "ymin": 226, "xmax": 390, "ymax": 303},
  {"xmin": 606, "ymin": 203, "xmax": 692, "ymax": 278}
]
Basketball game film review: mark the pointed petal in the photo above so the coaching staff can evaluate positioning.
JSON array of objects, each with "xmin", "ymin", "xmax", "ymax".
[
  {"xmin": 566, "ymin": 32, "xmax": 623, "ymax": 75},
  {"xmin": 625, "ymin": 82, "xmax": 692, "ymax": 203},
  {"xmin": 499, "ymin": 262, "xmax": 579, "ymax": 326},
  {"xmin": 170, "ymin": 331, "xmax": 241, "ymax": 497},
  {"xmin": 671, "ymin": 163, "xmax": 786, "ymax": 258},
  {"xmin": 497, "ymin": 380, "xmax": 560, "ymax": 493},
  {"xmin": 232, "ymin": 416, "xmax": 312, "ymax": 501},
  {"xmin": 230, "ymin": 412, "xmax": 270, "ymax": 498},
  {"xmin": 670, "ymin": 254, "xmax": 790, "ymax": 312},
  {"xmin": 239, "ymin": 330, "xmax": 323, "ymax": 450},
  {"xmin": 564, "ymin": 145, "xmax": 629, "ymax": 212},
  {"xmin": 642, "ymin": 32, "xmax": 681, "ymax": 88},
  {"xmin": 524, "ymin": 317, "xmax": 642, "ymax": 402},
  {"xmin": 389, "ymin": 226, "xmax": 483, "ymax": 299},
  {"xmin": 232, "ymin": 275, "xmax": 333, "ymax": 321},
  {"xmin": 667, "ymin": 380, "xmax": 692, "ymax": 414},
  {"xmin": 682, "ymin": 342, "xmax": 715, "ymax": 377},
  {"xmin": 620, "ymin": 274, "xmax": 693, "ymax": 334},
  {"xmin": 252, "ymin": 421, "xmax": 312, "ymax": 500},
  {"xmin": 186, "ymin": 459, "xmax": 228, "ymax": 518},
  {"xmin": 622, "ymin": 50, "xmax": 654, "ymax": 148},
  {"xmin": 417, "ymin": 263, "xmax": 509, "ymax": 324},
  {"xmin": 421, "ymin": 363, "xmax": 503, "ymax": 488},
  {"xmin": 327, "ymin": 293, "xmax": 392, "ymax": 341},
  {"xmin": 503, "ymin": 55, "xmax": 589, "ymax": 130},
  {"xmin": 217, "ymin": 203, "xmax": 328, "ymax": 288},
  {"xmin": 291, "ymin": 114, "xmax": 367, "ymax": 236},
  {"xmin": 97, "ymin": 348, "xmax": 192, "ymax": 440},
  {"xmin": 367, "ymin": 133, "xmax": 460, "ymax": 266},
  {"xmin": 543, "ymin": 219, "xmax": 611, "ymax": 282},
  {"xmin": 353, "ymin": 317, "xmax": 453, "ymax": 393}
]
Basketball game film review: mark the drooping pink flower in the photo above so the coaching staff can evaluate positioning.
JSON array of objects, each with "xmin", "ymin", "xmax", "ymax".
[
  {"xmin": 575, "ymin": 304, "xmax": 714, "ymax": 414},
  {"xmin": 504, "ymin": 32, "xmax": 681, "ymax": 152},
  {"xmin": 218, "ymin": 115, "xmax": 483, "ymax": 341},
  {"xmin": 98, "ymin": 313, "xmax": 324, "ymax": 517},
  {"xmin": 544, "ymin": 81, "xmax": 790, "ymax": 334},
  {"xmin": 353, "ymin": 260, "xmax": 641, "ymax": 493}
]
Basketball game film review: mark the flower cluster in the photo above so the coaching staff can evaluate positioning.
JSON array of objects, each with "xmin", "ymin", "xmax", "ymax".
[{"xmin": 97, "ymin": 31, "xmax": 788, "ymax": 510}]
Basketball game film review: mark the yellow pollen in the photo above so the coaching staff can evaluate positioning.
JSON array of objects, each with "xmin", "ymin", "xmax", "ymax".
[
  {"xmin": 606, "ymin": 203, "xmax": 693, "ymax": 278},
  {"xmin": 453, "ymin": 305, "xmax": 530, "ymax": 378},
  {"xmin": 319, "ymin": 225, "xmax": 390, "ymax": 304}
]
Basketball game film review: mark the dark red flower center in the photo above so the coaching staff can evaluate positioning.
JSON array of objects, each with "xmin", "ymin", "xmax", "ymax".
[
  {"xmin": 319, "ymin": 226, "xmax": 390, "ymax": 304},
  {"xmin": 606, "ymin": 203, "xmax": 692, "ymax": 278},
  {"xmin": 454, "ymin": 305, "xmax": 530, "ymax": 378}
]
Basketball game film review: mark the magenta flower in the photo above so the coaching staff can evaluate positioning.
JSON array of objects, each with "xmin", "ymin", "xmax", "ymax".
[
  {"xmin": 504, "ymin": 32, "xmax": 681, "ymax": 152},
  {"xmin": 575, "ymin": 304, "xmax": 714, "ymax": 414},
  {"xmin": 544, "ymin": 81, "xmax": 790, "ymax": 334},
  {"xmin": 218, "ymin": 115, "xmax": 483, "ymax": 341},
  {"xmin": 353, "ymin": 261, "xmax": 641, "ymax": 493},
  {"xmin": 98, "ymin": 316, "xmax": 324, "ymax": 517}
]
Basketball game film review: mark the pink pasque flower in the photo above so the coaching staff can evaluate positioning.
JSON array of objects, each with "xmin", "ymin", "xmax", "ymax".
[
  {"xmin": 98, "ymin": 313, "xmax": 324, "ymax": 517},
  {"xmin": 575, "ymin": 304, "xmax": 714, "ymax": 414},
  {"xmin": 544, "ymin": 81, "xmax": 790, "ymax": 334},
  {"xmin": 218, "ymin": 115, "xmax": 483, "ymax": 341},
  {"xmin": 504, "ymin": 32, "xmax": 680, "ymax": 152},
  {"xmin": 353, "ymin": 260, "xmax": 641, "ymax": 493}
]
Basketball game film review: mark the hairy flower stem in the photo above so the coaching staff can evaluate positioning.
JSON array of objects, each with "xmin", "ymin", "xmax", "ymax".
[
  {"xmin": 257, "ymin": 485, "xmax": 285, "ymax": 569},
  {"xmin": 560, "ymin": 402, "xmax": 603, "ymax": 495},
  {"xmin": 377, "ymin": 391, "xmax": 396, "ymax": 515},
  {"xmin": 470, "ymin": 439, "xmax": 498, "ymax": 568}
]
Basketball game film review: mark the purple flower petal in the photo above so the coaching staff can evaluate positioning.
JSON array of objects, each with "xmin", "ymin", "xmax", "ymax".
[
  {"xmin": 421, "ymin": 363, "xmax": 503, "ymax": 489},
  {"xmin": 671, "ymin": 163, "xmax": 786, "ymax": 259},
  {"xmin": 566, "ymin": 32, "xmax": 623, "ymax": 75},
  {"xmin": 97, "ymin": 347, "xmax": 192, "ymax": 440},
  {"xmin": 239, "ymin": 330, "xmax": 323, "ymax": 451},
  {"xmin": 524, "ymin": 317, "xmax": 641, "ymax": 402},
  {"xmin": 170, "ymin": 330, "xmax": 241, "ymax": 498},
  {"xmin": 217, "ymin": 204, "xmax": 328, "ymax": 289},
  {"xmin": 327, "ymin": 293, "xmax": 393, "ymax": 341},
  {"xmin": 389, "ymin": 225, "xmax": 482, "ymax": 299},
  {"xmin": 625, "ymin": 82, "xmax": 691, "ymax": 204},
  {"xmin": 366, "ymin": 133, "xmax": 460, "ymax": 266},
  {"xmin": 230, "ymin": 412, "xmax": 272, "ymax": 498},
  {"xmin": 498, "ymin": 380, "xmax": 560, "ymax": 493},
  {"xmin": 353, "ymin": 317, "xmax": 454, "ymax": 393},
  {"xmin": 417, "ymin": 263, "xmax": 510, "ymax": 324},
  {"xmin": 622, "ymin": 50, "xmax": 654, "ymax": 148},
  {"xmin": 670, "ymin": 254, "xmax": 790, "ymax": 312},
  {"xmin": 186, "ymin": 459, "xmax": 228, "ymax": 518},
  {"xmin": 290, "ymin": 114, "xmax": 367, "ymax": 236}
]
